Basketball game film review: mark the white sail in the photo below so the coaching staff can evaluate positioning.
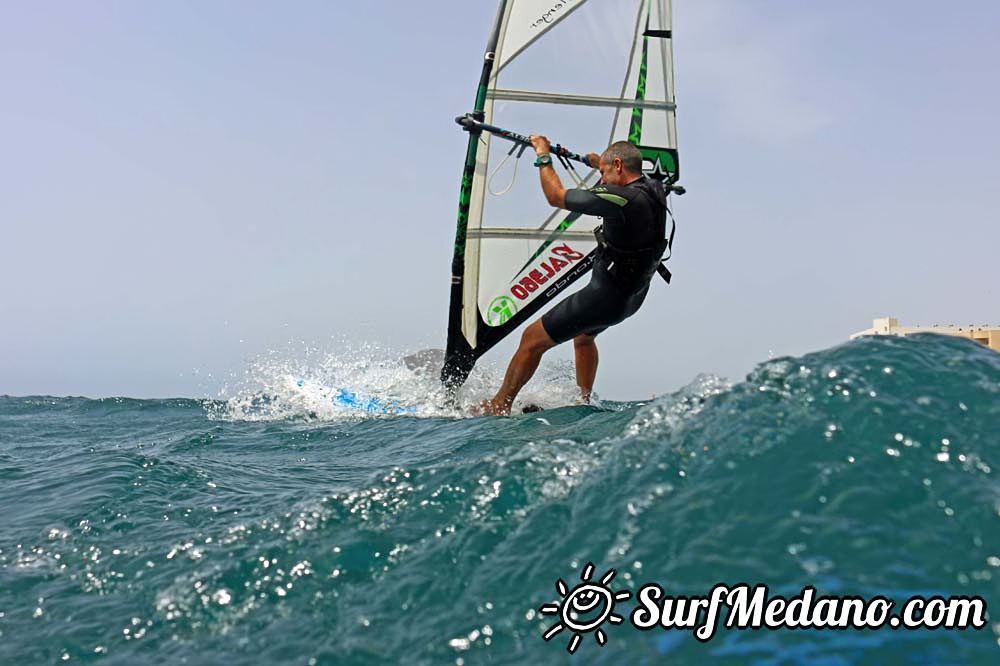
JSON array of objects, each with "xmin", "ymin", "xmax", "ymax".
[{"xmin": 443, "ymin": 0, "xmax": 679, "ymax": 387}]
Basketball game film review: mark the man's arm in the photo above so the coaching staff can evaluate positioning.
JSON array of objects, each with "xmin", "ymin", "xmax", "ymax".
[
  {"xmin": 537, "ymin": 162, "xmax": 566, "ymax": 208},
  {"xmin": 530, "ymin": 136, "xmax": 619, "ymax": 214},
  {"xmin": 564, "ymin": 186, "xmax": 631, "ymax": 217},
  {"xmin": 530, "ymin": 134, "xmax": 567, "ymax": 208},
  {"xmin": 529, "ymin": 137, "xmax": 602, "ymax": 208}
]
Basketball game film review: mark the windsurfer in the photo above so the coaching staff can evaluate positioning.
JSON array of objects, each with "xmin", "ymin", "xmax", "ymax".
[{"xmin": 479, "ymin": 136, "xmax": 669, "ymax": 415}]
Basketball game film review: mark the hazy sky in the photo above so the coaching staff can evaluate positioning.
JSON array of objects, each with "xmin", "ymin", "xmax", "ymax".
[{"xmin": 2, "ymin": 0, "xmax": 998, "ymax": 400}]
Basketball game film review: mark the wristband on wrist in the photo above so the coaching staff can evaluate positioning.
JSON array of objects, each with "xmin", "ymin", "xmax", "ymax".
[{"xmin": 533, "ymin": 153, "xmax": 553, "ymax": 167}]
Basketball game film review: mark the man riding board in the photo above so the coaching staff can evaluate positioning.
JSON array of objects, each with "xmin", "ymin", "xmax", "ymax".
[{"xmin": 479, "ymin": 135, "xmax": 670, "ymax": 415}]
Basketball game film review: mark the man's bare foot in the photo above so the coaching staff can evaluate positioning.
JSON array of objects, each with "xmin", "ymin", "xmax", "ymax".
[{"xmin": 475, "ymin": 397, "xmax": 511, "ymax": 416}]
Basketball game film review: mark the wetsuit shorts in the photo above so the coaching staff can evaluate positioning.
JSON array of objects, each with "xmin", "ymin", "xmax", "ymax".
[{"xmin": 541, "ymin": 259, "xmax": 650, "ymax": 344}]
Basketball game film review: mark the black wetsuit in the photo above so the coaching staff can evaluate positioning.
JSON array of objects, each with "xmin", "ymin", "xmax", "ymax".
[{"xmin": 541, "ymin": 175, "xmax": 668, "ymax": 344}]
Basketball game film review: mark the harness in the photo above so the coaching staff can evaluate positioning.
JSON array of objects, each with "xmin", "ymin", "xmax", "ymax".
[{"xmin": 593, "ymin": 180, "xmax": 675, "ymax": 289}]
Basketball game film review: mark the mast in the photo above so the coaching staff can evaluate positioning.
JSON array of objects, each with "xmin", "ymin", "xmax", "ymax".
[{"xmin": 441, "ymin": 0, "xmax": 509, "ymax": 391}]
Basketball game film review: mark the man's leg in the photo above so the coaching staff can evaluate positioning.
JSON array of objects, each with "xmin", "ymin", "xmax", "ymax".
[
  {"xmin": 573, "ymin": 333, "xmax": 598, "ymax": 404},
  {"xmin": 482, "ymin": 319, "xmax": 557, "ymax": 415}
]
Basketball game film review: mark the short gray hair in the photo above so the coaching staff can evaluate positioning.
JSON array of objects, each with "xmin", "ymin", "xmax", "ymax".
[{"xmin": 601, "ymin": 141, "xmax": 643, "ymax": 174}]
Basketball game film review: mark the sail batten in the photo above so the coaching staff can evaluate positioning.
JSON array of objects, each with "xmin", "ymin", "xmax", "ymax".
[
  {"xmin": 469, "ymin": 229, "xmax": 598, "ymax": 240},
  {"xmin": 489, "ymin": 88, "xmax": 676, "ymax": 110}
]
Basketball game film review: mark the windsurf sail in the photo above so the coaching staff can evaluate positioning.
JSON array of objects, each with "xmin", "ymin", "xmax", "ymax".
[{"xmin": 442, "ymin": 0, "xmax": 681, "ymax": 389}]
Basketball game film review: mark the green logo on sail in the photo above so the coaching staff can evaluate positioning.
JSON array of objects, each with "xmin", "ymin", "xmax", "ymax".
[
  {"xmin": 486, "ymin": 295, "xmax": 518, "ymax": 326},
  {"xmin": 638, "ymin": 146, "xmax": 679, "ymax": 185}
]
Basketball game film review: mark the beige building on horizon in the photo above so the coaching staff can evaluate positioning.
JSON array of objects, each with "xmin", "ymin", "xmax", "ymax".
[{"xmin": 850, "ymin": 317, "xmax": 1000, "ymax": 352}]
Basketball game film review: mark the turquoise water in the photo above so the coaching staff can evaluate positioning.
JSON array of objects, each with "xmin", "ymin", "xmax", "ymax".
[{"xmin": 2, "ymin": 334, "xmax": 998, "ymax": 664}]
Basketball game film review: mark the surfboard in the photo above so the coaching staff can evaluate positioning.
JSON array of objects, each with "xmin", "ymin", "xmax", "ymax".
[{"xmin": 289, "ymin": 377, "xmax": 417, "ymax": 415}]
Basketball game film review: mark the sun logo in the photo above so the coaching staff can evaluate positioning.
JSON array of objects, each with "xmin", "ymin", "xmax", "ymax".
[{"xmin": 539, "ymin": 562, "xmax": 631, "ymax": 653}]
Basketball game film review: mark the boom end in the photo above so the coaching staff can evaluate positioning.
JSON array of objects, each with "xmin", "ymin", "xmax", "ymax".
[{"xmin": 456, "ymin": 114, "xmax": 482, "ymax": 131}]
